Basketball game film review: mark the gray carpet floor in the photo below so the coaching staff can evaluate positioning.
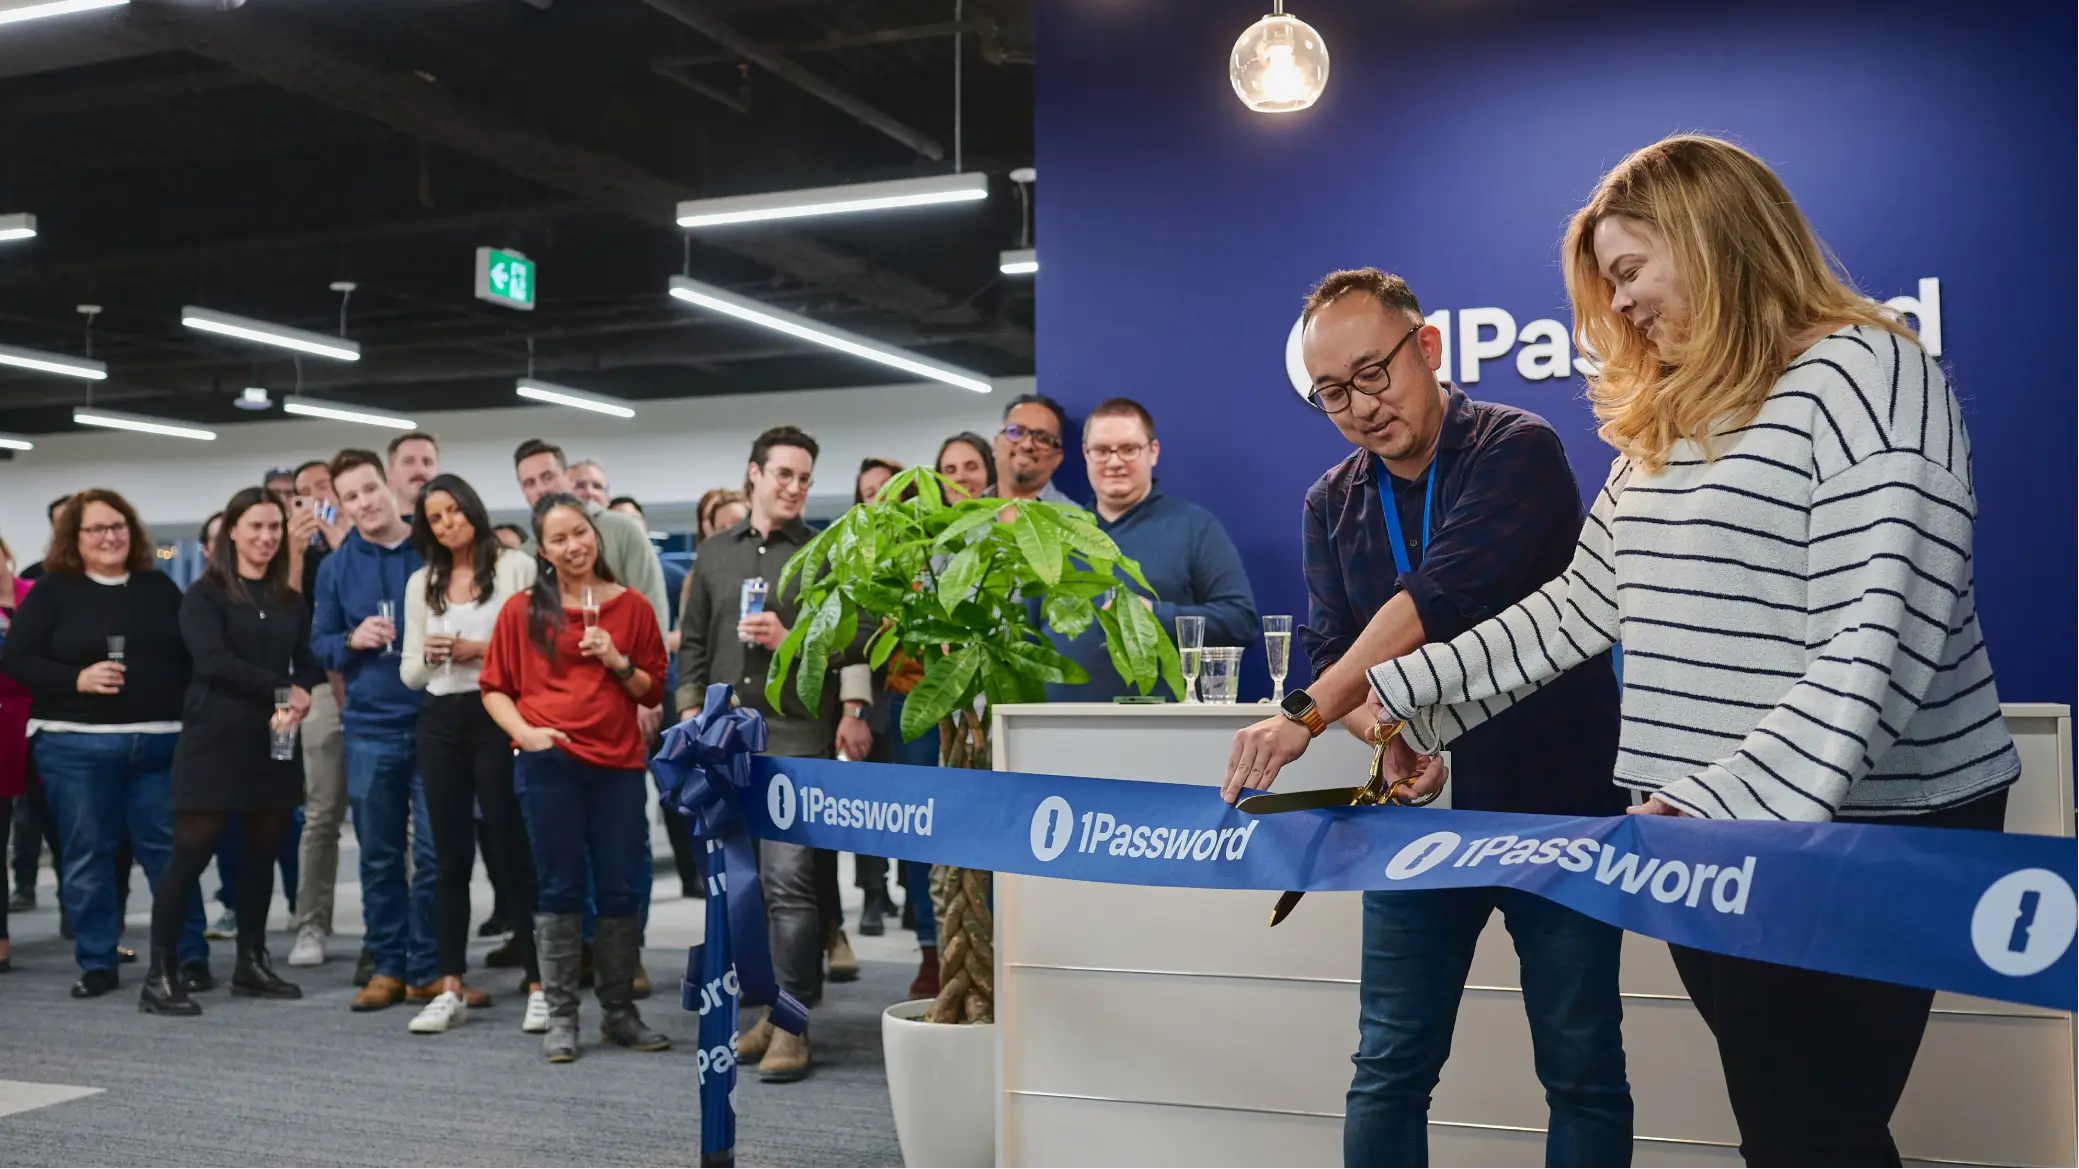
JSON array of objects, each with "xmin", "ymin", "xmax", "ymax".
[{"xmin": 0, "ymin": 850, "xmax": 911, "ymax": 1166}]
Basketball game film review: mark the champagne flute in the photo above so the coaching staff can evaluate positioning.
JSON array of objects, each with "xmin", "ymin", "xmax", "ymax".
[
  {"xmin": 377, "ymin": 599, "xmax": 399, "ymax": 657},
  {"xmin": 1175, "ymin": 615, "xmax": 1204, "ymax": 704},
  {"xmin": 580, "ymin": 587, "xmax": 600, "ymax": 631},
  {"xmin": 427, "ymin": 611, "xmax": 453, "ymax": 678},
  {"xmin": 271, "ymin": 687, "xmax": 296, "ymax": 761},
  {"xmin": 105, "ymin": 634, "xmax": 125, "ymax": 665},
  {"xmin": 1263, "ymin": 615, "xmax": 1293, "ymax": 703}
]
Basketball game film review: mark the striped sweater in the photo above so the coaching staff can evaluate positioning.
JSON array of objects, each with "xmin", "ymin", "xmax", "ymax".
[{"xmin": 1367, "ymin": 325, "xmax": 2019, "ymax": 821}]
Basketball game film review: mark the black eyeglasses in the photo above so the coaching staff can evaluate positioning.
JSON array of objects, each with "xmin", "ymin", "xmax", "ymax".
[
  {"xmin": 1307, "ymin": 325, "xmax": 1421, "ymax": 414},
  {"xmin": 998, "ymin": 423, "xmax": 1062, "ymax": 452}
]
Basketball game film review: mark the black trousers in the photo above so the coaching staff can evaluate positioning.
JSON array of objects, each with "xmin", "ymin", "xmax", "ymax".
[
  {"xmin": 418, "ymin": 693, "xmax": 537, "ymax": 983},
  {"xmin": 1669, "ymin": 788, "xmax": 2008, "ymax": 1168}
]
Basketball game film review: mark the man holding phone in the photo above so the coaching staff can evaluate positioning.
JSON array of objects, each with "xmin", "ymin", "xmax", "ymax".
[{"xmin": 287, "ymin": 457, "xmax": 353, "ymax": 969}]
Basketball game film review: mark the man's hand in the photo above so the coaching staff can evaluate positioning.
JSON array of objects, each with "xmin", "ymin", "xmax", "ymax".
[
  {"xmin": 349, "ymin": 615, "xmax": 396, "ymax": 651},
  {"xmin": 737, "ymin": 611, "xmax": 788, "ymax": 650},
  {"xmin": 75, "ymin": 661, "xmax": 125, "ymax": 695},
  {"xmin": 1222, "ymin": 714, "xmax": 1314, "ymax": 804},
  {"xmin": 835, "ymin": 709, "xmax": 872, "ymax": 761},
  {"xmin": 679, "ymin": 707, "xmax": 701, "ymax": 725},
  {"xmin": 1627, "ymin": 795, "xmax": 1688, "ymax": 817},
  {"xmin": 515, "ymin": 725, "xmax": 570, "ymax": 753},
  {"xmin": 637, "ymin": 704, "xmax": 663, "ymax": 742}
]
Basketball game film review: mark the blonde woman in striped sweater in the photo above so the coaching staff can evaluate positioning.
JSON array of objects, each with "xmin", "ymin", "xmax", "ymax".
[{"xmin": 1367, "ymin": 135, "xmax": 2016, "ymax": 1166}]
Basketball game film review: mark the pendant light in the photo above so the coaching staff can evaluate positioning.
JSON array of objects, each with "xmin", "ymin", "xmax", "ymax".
[{"xmin": 1230, "ymin": 2, "xmax": 1330, "ymax": 114}]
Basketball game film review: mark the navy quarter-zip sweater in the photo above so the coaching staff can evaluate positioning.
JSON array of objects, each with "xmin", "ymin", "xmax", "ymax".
[{"xmin": 312, "ymin": 528, "xmax": 424, "ymax": 735}]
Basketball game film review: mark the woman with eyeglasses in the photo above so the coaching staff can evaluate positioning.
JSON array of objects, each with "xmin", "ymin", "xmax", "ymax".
[
  {"xmin": 480, "ymin": 493, "xmax": 669, "ymax": 1063},
  {"xmin": 144, "ymin": 487, "xmax": 324, "ymax": 1015},
  {"xmin": 399, "ymin": 474, "xmax": 541, "ymax": 1035},
  {"xmin": 1, "ymin": 490, "xmax": 208, "ymax": 999}
]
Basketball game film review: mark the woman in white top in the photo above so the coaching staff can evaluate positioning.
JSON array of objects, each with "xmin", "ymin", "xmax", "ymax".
[
  {"xmin": 1366, "ymin": 135, "xmax": 2017, "ymax": 1165},
  {"xmin": 399, "ymin": 474, "xmax": 539, "ymax": 1035}
]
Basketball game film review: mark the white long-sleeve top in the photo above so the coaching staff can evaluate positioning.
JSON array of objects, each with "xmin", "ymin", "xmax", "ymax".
[
  {"xmin": 1367, "ymin": 325, "xmax": 2019, "ymax": 821},
  {"xmin": 400, "ymin": 547, "xmax": 538, "ymax": 695}
]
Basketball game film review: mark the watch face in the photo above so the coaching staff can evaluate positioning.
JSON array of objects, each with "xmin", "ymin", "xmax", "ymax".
[{"xmin": 1280, "ymin": 688, "xmax": 1312, "ymax": 718}]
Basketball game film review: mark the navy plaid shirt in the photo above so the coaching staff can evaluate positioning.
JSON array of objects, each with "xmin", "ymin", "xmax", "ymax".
[{"xmin": 1299, "ymin": 385, "xmax": 1623, "ymax": 815}]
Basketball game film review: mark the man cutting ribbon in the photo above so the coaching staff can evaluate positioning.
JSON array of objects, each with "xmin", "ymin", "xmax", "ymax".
[{"xmin": 1224, "ymin": 268, "xmax": 1632, "ymax": 1168}]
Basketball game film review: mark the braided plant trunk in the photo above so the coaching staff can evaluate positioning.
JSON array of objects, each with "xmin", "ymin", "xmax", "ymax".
[{"xmin": 925, "ymin": 707, "xmax": 994, "ymax": 1025}]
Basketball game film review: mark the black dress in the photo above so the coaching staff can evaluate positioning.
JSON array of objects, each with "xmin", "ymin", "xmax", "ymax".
[{"xmin": 170, "ymin": 576, "xmax": 324, "ymax": 811}]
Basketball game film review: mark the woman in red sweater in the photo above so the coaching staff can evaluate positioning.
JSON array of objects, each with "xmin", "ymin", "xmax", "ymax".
[{"xmin": 480, "ymin": 493, "xmax": 668, "ymax": 1064}]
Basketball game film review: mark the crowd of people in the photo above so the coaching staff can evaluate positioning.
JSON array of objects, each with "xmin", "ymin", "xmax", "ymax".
[{"xmin": 0, "ymin": 389, "xmax": 1256, "ymax": 1077}]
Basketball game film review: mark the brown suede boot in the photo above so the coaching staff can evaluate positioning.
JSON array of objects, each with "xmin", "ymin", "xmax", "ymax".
[
  {"xmin": 758, "ymin": 1025, "xmax": 812, "ymax": 1083},
  {"xmin": 736, "ymin": 1012, "xmax": 774, "ymax": 1064}
]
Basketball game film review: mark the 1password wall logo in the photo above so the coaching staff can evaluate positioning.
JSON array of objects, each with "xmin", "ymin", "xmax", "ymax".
[
  {"xmin": 1030, "ymin": 795, "xmax": 1257, "ymax": 863},
  {"xmin": 767, "ymin": 772, "xmax": 935, "ymax": 836},
  {"xmin": 1385, "ymin": 830, "xmax": 1756, "ymax": 913}
]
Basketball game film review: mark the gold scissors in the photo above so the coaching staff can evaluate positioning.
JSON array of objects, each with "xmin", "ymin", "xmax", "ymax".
[{"xmin": 1235, "ymin": 720, "xmax": 1440, "ymax": 926}]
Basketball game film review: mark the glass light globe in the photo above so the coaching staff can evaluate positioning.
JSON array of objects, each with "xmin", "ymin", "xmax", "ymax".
[{"xmin": 1230, "ymin": 11, "xmax": 1329, "ymax": 114}]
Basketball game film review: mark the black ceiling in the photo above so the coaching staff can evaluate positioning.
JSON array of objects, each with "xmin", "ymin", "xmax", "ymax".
[{"xmin": 0, "ymin": 0, "xmax": 1034, "ymax": 434}]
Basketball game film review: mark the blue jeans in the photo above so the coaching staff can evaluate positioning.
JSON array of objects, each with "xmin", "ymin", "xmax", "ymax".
[
  {"xmin": 35, "ymin": 732, "xmax": 206, "ymax": 972},
  {"xmin": 513, "ymin": 747, "xmax": 647, "ymax": 918},
  {"xmin": 1347, "ymin": 888, "xmax": 1632, "ymax": 1167},
  {"xmin": 214, "ymin": 808, "xmax": 303, "ymax": 911},
  {"xmin": 888, "ymin": 693, "xmax": 940, "ymax": 947},
  {"xmin": 346, "ymin": 728, "xmax": 437, "ymax": 985}
]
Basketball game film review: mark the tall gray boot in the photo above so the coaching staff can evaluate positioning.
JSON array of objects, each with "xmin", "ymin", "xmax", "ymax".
[
  {"xmin": 535, "ymin": 912, "xmax": 583, "ymax": 1063},
  {"xmin": 594, "ymin": 915, "xmax": 670, "ymax": 1052}
]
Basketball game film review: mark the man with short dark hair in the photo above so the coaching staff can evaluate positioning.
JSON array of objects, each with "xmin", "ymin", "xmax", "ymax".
[
  {"xmin": 287, "ymin": 456, "xmax": 352, "ymax": 968},
  {"xmin": 1223, "ymin": 267, "xmax": 1629, "ymax": 1164},
  {"xmin": 263, "ymin": 467, "xmax": 296, "ymax": 502},
  {"xmin": 510, "ymin": 439, "xmax": 667, "ymax": 637},
  {"xmin": 676, "ymin": 423, "xmax": 874, "ymax": 1084},
  {"xmin": 385, "ymin": 431, "xmax": 439, "ymax": 517},
  {"xmin": 1044, "ymin": 398, "xmax": 1258, "ymax": 701},
  {"xmin": 994, "ymin": 392, "xmax": 1075, "ymax": 504},
  {"xmin": 570, "ymin": 459, "xmax": 612, "ymax": 509},
  {"xmin": 312, "ymin": 449, "xmax": 440, "ymax": 1011}
]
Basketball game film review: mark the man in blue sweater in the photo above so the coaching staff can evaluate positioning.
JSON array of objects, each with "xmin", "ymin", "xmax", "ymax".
[
  {"xmin": 1045, "ymin": 398, "xmax": 1258, "ymax": 701},
  {"xmin": 312, "ymin": 449, "xmax": 438, "ymax": 1012}
]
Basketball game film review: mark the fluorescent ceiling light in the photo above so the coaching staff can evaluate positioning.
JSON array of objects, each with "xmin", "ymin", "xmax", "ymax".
[
  {"xmin": 515, "ymin": 379, "xmax": 637, "ymax": 418},
  {"xmin": 0, "ymin": 0, "xmax": 127, "ymax": 26},
  {"xmin": 182, "ymin": 306, "xmax": 361, "ymax": 362},
  {"xmin": 73, "ymin": 409, "xmax": 215, "ymax": 441},
  {"xmin": 282, "ymin": 395, "xmax": 416, "ymax": 430},
  {"xmin": 668, "ymin": 275, "xmax": 993, "ymax": 394},
  {"xmin": 676, "ymin": 172, "xmax": 987, "ymax": 229},
  {"xmin": 0, "ymin": 341, "xmax": 104, "ymax": 380},
  {"xmin": 0, "ymin": 433, "xmax": 33, "ymax": 451},
  {"xmin": 999, "ymin": 248, "xmax": 1037, "ymax": 276},
  {"xmin": 0, "ymin": 213, "xmax": 35, "ymax": 242}
]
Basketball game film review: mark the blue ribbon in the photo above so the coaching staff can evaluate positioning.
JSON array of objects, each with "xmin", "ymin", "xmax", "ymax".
[{"xmin": 650, "ymin": 684, "xmax": 810, "ymax": 1168}]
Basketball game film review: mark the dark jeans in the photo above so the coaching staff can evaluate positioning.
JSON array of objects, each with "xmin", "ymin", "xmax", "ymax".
[
  {"xmin": 1347, "ymin": 887, "xmax": 1632, "ymax": 1167},
  {"xmin": 419, "ymin": 694, "xmax": 536, "ymax": 983},
  {"xmin": 1670, "ymin": 789, "xmax": 2008, "ymax": 1167},
  {"xmin": 212, "ymin": 809, "xmax": 302, "ymax": 913},
  {"xmin": 155, "ymin": 809, "xmax": 293, "ymax": 956},
  {"xmin": 35, "ymin": 732, "xmax": 206, "ymax": 972},
  {"xmin": 345, "ymin": 727, "xmax": 438, "ymax": 985},
  {"xmin": 513, "ymin": 747, "xmax": 646, "ymax": 918}
]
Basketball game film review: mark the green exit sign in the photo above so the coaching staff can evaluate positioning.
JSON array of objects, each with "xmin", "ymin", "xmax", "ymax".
[{"xmin": 474, "ymin": 246, "xmax": 536, "ymax": 311}]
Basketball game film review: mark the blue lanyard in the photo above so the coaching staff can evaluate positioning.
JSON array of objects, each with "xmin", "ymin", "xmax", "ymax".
[{"xmin": 1377, "ymin": 454, "xmax": 1438, "ymax": 576}]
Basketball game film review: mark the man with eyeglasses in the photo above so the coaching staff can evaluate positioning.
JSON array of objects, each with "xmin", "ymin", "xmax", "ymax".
[
  {"xmin": 1223, "ymin": 268, "xmax": 1629, "ymax": 1166},
  {"xmin": 993, "ymin": 392, "xmax": 1077, "ymax": 505},
  {"xmin": 1041, "ymin": 397, "xmax": 1258, "ymax": 701}
]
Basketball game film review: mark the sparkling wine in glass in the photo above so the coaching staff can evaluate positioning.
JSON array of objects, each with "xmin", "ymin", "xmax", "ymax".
[
  {"xmin": 1263, "ymin": 615, "xmax": 1293, "ymax": 703},
  {"xmin": 105, "ymin": 634, "xmax": 125, "ymax": 665},
  {"xmin": 1175, "ymin": 615, "xmax": 1205, "ymax": 704},
  {"xmin": 377, "ymin": 599, "xmax": 399, "ymax": 656},
  {"xmin": 271, "ymin": 687, "xmax": 296, "ymax": 761},
  {"xmin": 580, "ymin": 587, "xmax": 600, "ymax": 630},
  {"xmin": 427, "ymin": 611, "xmax": 453, "ymax": 678}
]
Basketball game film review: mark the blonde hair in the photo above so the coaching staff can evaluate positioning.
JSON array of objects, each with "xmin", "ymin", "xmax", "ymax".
[{"xmin": 1564, "ymin": 135, "xmax": 1913, "ymax": 471}]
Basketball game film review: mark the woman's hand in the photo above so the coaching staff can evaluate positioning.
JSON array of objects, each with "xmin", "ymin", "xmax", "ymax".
[
  {"xmin": 448, "ymin": 636, "xmax": 486, "ymax": 665},
  {"xmin": 1627, "ymin": 795, "xmax": 1689, "ymax": 817},
  {"xmin": 423, "ymin": 633, "xmax": 455, "ymax": 664},
  {"xmin": 514, "ymin": 725, "xmax": 570, "ymax": 753},
  {"xmin": 578, "ymin": 625, "xmax": 624, "ymax": 670},
  {"xmin": 76, "ymin": 661, "xmax": 124, "ymax": 695}
]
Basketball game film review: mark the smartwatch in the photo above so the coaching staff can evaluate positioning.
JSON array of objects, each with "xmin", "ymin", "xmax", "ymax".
[
  {"xmin": 1279, "ymin": 687, "xmax": 1327, "ymax": 737},
  {"xmin": 611, "ymin": 659, "xmax": 636, "ymax": 680},
  {"xmin": 843, "ymin": 703, "xmax": 868, "ymax": 721}
]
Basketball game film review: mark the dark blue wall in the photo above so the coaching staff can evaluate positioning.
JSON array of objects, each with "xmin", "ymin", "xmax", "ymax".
[{"xmin": 1037, "ymin": 0, "xmax": 2076, "ymax": 707}]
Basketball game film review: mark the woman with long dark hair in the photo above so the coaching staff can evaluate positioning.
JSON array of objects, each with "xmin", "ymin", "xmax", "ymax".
[
  {"xmin": 2, "ymin": 490, "xmax": 207, "ymax": 999},
  {"xmin": 399, "ymin": 474, "xmax": 540, "ymax": 1035},
  {"xmin": 480, "ymin": 494, "xmax": 668, "ymax": 1063},
  {"xmin": 144, "ymin": 487, "xmax": 321, "ymax": 1014},
  {"xmin": 935, "ymin": 431, "xmax": 997, "ymax": 501}
]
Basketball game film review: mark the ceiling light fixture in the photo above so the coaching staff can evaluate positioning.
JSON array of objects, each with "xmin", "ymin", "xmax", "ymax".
[
  {"xmin": 0, "ymin": 213, "xmax": 35, "ymax": 241},
  {"xmin": 668, "ymin": 275, "xmax": 993, "ymax": 394},
  {"xmin": 281, "ymin": 395, "xmax": 415, "ymax": 430},
  {"xmin": 182, "ymin": 306, "xmax": 361, "ymax": 362},
  {"xmin": 0, "ymin": 0, "xmax": 127, "ymax": 27},
  {"xmin": 514, "ymin": 379, "xmax": 637, "ymax": 419},
  {"xmin": 999, "ymin": 248, "xmax": 1037, "ymax": 276},
  {"xmin": 0, "ymin": 341, "xmax": 105, "ymax": 380},
  {"xmin": 72, "ymin": 409, "xmax": 216, "ymax": 441},
  {"xmin": 675, "ymin": 172, "xmax": 988, "ymax": 229},
  {"xmin": 0, "ymin": 434, "xmax": 33, "ymax": 452},
  {"xmin": 1230, "ymin": 2, "xmax": 1330, "ymax": 114},
  {"xmin": 234, "ymin": 386, "xmax": 272, "ymax": 411}
]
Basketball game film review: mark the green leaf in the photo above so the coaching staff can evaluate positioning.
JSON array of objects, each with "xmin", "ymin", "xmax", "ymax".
[
  {"xmin": 902, "ymin": 646, "xmax": 982, "ymax": 741},
  {"xmin": 763, "ymin": 615, "xmax": 811, "ymax": 711},
  {"xmin": 776, "ymin": 522, "xmax": 836, "ymax": 599},
  {"xmin": 866, "ymin": 620, "xmax": 899, "ymax": 669},
  {"xmin": 831, "ymin": 604, "xmax": 860, "ymax": 659},
  {"xmin": 1155, "ymin": 626, "xmax": 1185, "ymax": 701},
  {"xmin": 982, "ymin": 654, "xmax": 1049, "ymax": 707},
  {"xmin": 1111, "ymin": 551, "xmax": 1154, "ymax": 595},
  {"xmin": 1093, "ymin": 605, "xmax": 1132, "ymax": 690},
  {"xmin": 1055, "ymin": 512, "xmax": 1125, "ymax": 564},
  {"xmin": 932, "ymin": 504, "xmax": 1001, "ymax": 549},
  {"xmin": 797, "ymin": 646, "xmax": 829, "ymax": 713},
  {"xmin": 1010, "ymin": 508, "xmax": 1064, "ymax": 586},
  {"xmin": 935, "ymin": 541, "xmax": 987, "ymax": 616},
  {"xmin": 1114, "ymin": 591, "xmax": 1162, "ymax": 686},
  {"xmin": 1042, "ymin": 590, "xmax": 1094, "ymax": 639},
  {"xmin": 998, "ymin": 639, "xmax": 1086, "ymax": 684}
]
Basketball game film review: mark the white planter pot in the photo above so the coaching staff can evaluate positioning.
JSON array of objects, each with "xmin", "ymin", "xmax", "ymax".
[{"xmin": 882, "ymin": 999, "xmax": 998, "ymax": 1167}]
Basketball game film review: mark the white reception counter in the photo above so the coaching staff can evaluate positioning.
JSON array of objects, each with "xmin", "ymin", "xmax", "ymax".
[{"xmin": 991, "ymin": 702, "xmax": 2075, "ymax": 1168}]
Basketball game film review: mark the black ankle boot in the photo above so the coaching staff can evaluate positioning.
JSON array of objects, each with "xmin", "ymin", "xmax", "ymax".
[
  {"xmin": 139, "ymin": 949, "xmax": 201, "ymax": 1017},
  {"xmin": 231, "ymin": 944, "xmax": 303, "ymax": 999}
]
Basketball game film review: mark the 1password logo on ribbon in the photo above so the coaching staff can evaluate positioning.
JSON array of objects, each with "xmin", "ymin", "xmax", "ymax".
[
  {"xmin": 768, "ymin": 773, "xmax": 797, "ymax": 830},
  {"xmin": 1971, "ymin": 868, "xmax": 2078, "ymax": 978}
]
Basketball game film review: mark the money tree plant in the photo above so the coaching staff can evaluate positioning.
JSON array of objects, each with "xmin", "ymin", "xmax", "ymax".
[{"xmin": 765, "ymin": 466, "xmax": 1182, "ymax": 1024}]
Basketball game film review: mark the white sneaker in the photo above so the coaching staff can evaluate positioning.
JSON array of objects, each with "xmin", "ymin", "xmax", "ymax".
[
  {"xmin": 521, "ymin": 990, "xmax": 550, "ymax": 1034},
  {"xmin": 286, "ymin": 925, "xmax": 327, "ymax": 968},
  {"xmin": 408, "ymin": 991, "xmax": 468, "ymax": 1034}
]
